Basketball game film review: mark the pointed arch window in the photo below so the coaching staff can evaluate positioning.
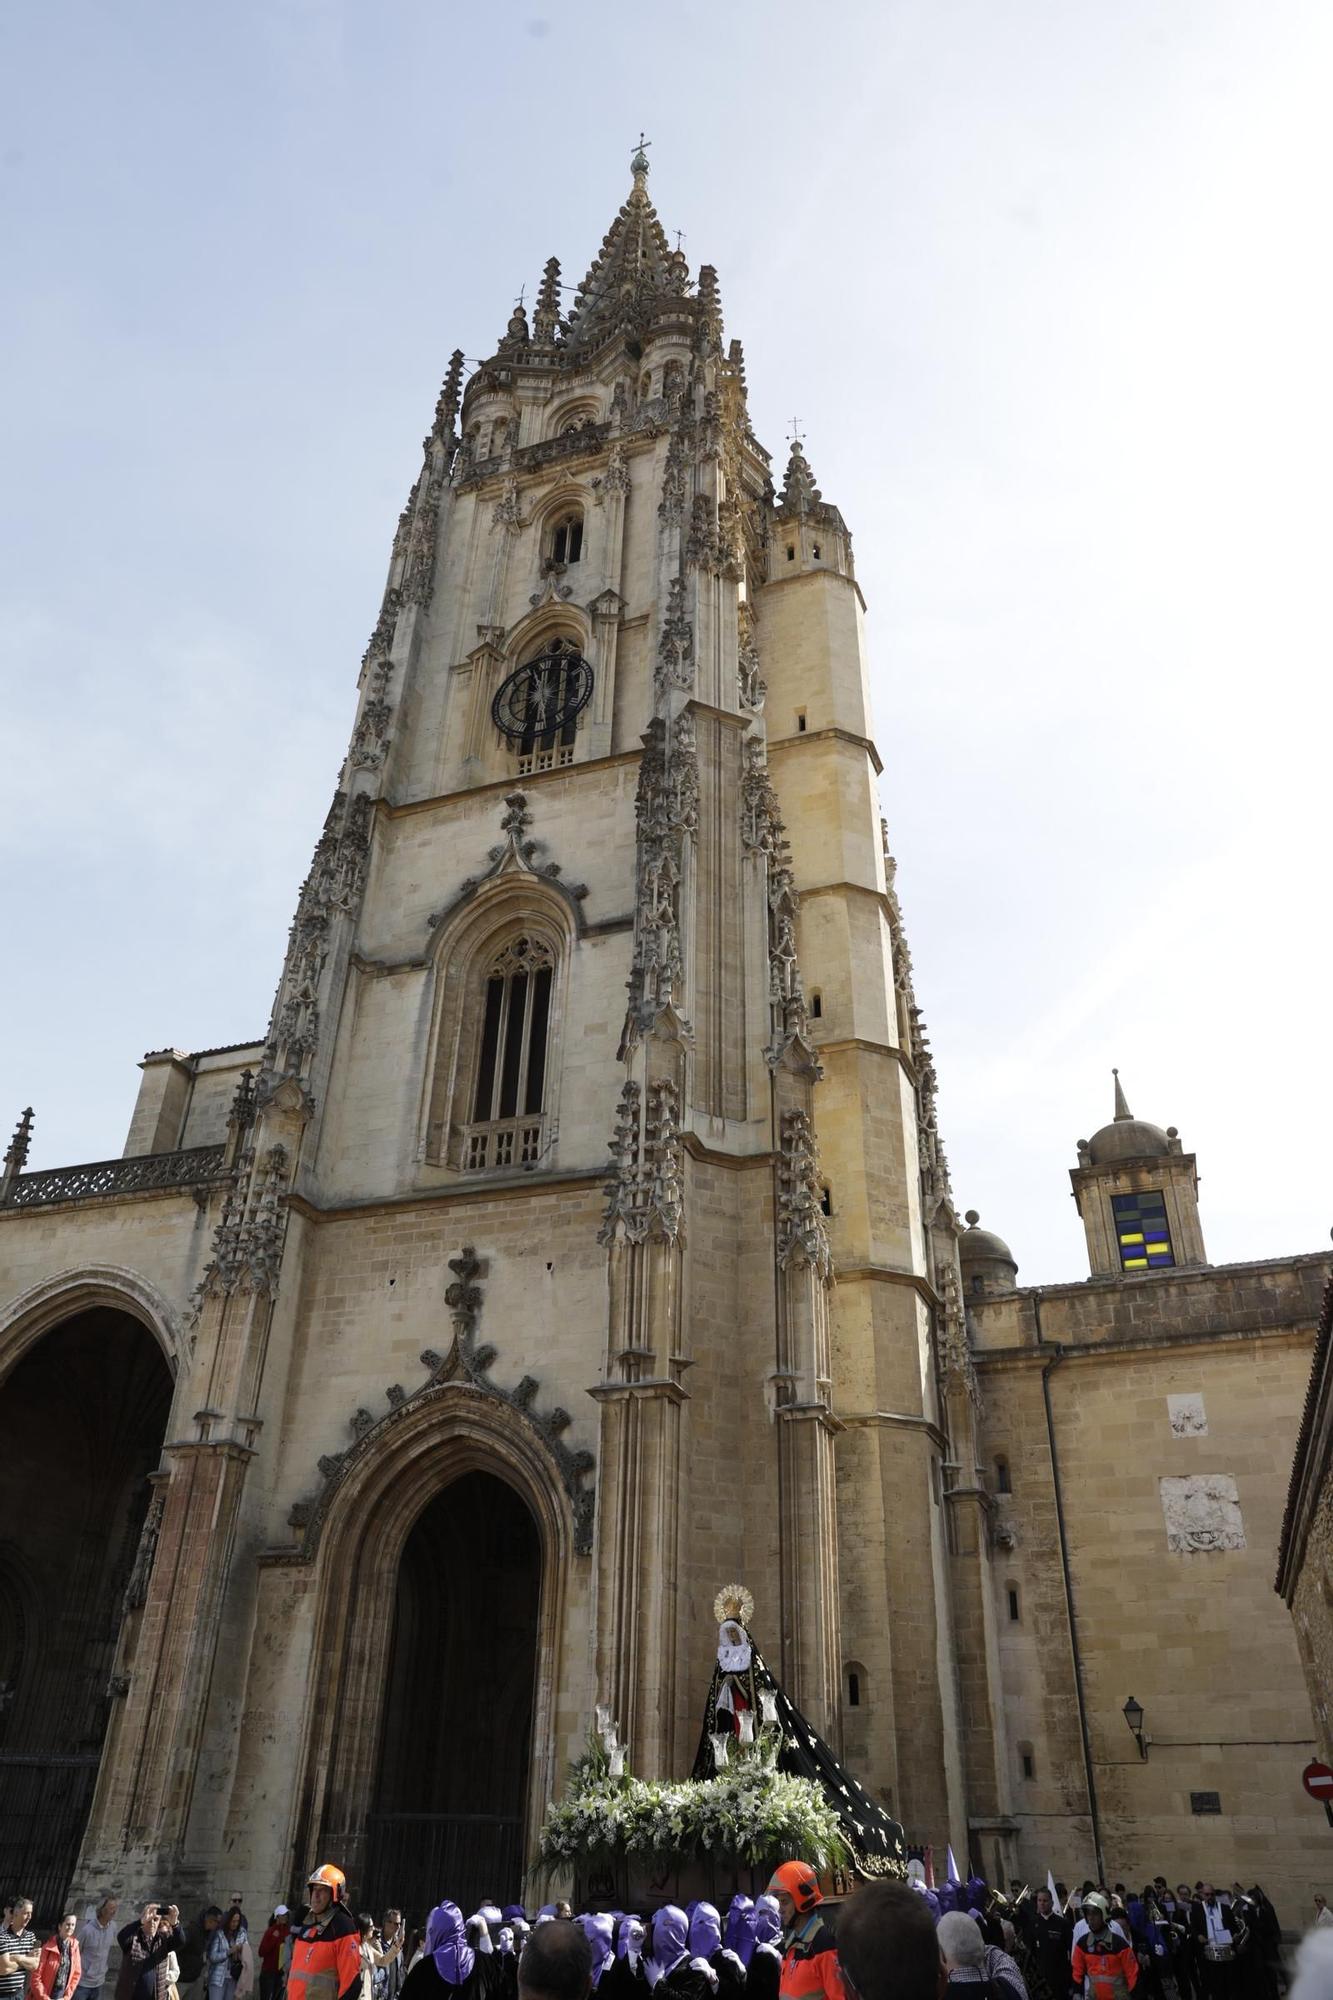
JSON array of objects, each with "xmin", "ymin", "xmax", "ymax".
[
  {"xmin": 464, "ymin": 936, "xmax": 555, "ymax": 1171},
  {"xmin": 550, "ymin": 512, "xmax": 583, "ymax": 566}
]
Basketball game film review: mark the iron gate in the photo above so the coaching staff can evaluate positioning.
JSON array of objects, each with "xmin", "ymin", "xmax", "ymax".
[
  {"xmin": 0, "ymin": 1750, "xmax": 101, "ymax": 1925},
  {"xmin": 362, "ymin": 1812, "xmax": 525, "ymax": 1924}
]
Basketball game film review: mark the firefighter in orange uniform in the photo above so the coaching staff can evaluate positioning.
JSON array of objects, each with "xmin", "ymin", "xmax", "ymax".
[
  {"xmin": 766, "ymin": 1863, "xmax": 845, "ymax": 2000},
  {"xmin": 287, "ymin": 1867, "xmax": 362, "ymax": 2000}
]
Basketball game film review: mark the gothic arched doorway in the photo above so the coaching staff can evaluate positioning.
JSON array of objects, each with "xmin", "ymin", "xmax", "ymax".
[
  {"xmin": 0, "ymin": 1307, "xmax": 173, "ymax": 1917},
  {"xmin": 364, "ymin": 1470, "xmax": 541, "ymax": 1920}
]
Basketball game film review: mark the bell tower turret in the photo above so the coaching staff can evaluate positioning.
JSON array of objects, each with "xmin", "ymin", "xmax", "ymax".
[{"xmin": 1071, "ymin": 1069, "xmax": 1206, "ymax": 1277}]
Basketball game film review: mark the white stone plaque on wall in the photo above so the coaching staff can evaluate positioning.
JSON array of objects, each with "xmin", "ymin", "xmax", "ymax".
[
  {"xmin": 1167, "ymin": 1393, "xmax": 1208, "ymax": 1438},
  {"xmin": 1160, "ymin": 1474, "xmax": 1245, "ymax": 1553}
]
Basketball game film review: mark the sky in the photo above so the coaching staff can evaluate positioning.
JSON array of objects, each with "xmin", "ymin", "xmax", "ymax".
[{"xmin": 2, "ymin": 0, "xmax": 1330, "ymax": 1284}]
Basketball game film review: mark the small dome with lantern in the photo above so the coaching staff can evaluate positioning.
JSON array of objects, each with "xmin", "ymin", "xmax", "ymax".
[
  {"xmin": 1080, "ymin": 1070, "xmax": 1180, "ymax": 1167},
  {"xmin": 959, "ymin": 1210, "xmax": 1018, "ymax": 1296}
]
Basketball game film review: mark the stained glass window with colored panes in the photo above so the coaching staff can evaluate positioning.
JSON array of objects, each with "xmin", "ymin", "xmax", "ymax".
[{"xmin": 1112, "ymin": 1190, "xmax": 1174, "ymax": 1271}]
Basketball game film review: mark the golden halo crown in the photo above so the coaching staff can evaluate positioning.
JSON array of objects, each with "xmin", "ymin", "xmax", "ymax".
[{"xmin": 713, "ymin": 1583, "xmax": 755, "ymax": 1626}]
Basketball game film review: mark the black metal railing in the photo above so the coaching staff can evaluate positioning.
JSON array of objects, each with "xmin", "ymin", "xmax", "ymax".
[
  {"xmin": 362, "ymin": 1812, "xmax": 525, "ymax": 1925},
  {"xmin": 3, "ymin": 1145, "xmax": 229, "ymax": 1208},
  {"xmin": 0, "ymin": 1750, "xmax": 100, "ymax": 1925}
]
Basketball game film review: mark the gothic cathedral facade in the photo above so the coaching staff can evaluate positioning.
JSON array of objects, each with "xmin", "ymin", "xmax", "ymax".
[
  {"xmin": 3, "ymin": 159, "xmax": 1321, "ymax": 1919},
  {"xmin": 1, "ymin": 156, "xmax": 998, "ymax": 1911}
]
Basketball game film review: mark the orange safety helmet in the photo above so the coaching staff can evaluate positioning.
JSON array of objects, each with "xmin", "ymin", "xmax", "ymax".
[
  {"xmin": 307, "ymin": 1864, "xmax": 347, "ymax": 1904},
  {"xmin": 767, "ymin": 1861, "xmax": 822, "ymax": 1914}
]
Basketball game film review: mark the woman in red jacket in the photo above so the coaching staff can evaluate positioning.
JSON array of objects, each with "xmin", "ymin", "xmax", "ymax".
[{"xmin": 31, "ymin": 1916, "xmax": 83, "ymax": 2000}]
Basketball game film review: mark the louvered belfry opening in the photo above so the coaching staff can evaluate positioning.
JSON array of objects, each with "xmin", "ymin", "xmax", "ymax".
[{"xmin": 465, "ymin": 935, "xmax": 554, "ymax": 1171}]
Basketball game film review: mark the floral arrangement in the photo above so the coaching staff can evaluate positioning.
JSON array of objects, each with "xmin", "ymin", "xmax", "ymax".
[{"xmin": 536, "ymin": 1720, "xmax": 850, "ymax": 1877}]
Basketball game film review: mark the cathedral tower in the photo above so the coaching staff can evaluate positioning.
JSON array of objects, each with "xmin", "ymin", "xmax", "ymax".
[{"xmin": 0, "ymin": 156, "xmax": 1010, "ymax": 1911}]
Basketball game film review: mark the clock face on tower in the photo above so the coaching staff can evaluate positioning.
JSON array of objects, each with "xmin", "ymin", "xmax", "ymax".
[{"xmin": 491, "ymin": 638, "xmax": 594, "ymax": 744}]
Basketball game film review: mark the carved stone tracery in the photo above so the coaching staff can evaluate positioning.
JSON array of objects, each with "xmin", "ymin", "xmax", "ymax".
[
  {"xmin": 621, "ymin": 714, "xmax": 697, "ymax": 1053},
  {"xmin": 656, "ymin": 576, "xmax": 694, "ymax": 696},
  {"xmin": 741, "ymin": 738, "xmax": 815, "ymax": 1070},
  {"xmin": 599, "ymin": 1079, "xmax": 683, "ymax": 1247},
  {"xmin": 776, "ymin": 1109, "xmax": 831, "ymax": 1280}
]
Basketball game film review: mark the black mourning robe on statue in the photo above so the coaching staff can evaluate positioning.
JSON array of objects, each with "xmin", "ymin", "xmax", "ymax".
[{"xmin": 690, "ymin": 1624, "xmax": 905, "ymax": 1879}]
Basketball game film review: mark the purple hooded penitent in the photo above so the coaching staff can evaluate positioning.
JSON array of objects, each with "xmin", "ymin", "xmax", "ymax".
[
  {"xmin": 749, "ymin": 1898, "xmax": 782, "ymax": 1950},
  {"xmin": 616, "ymin": 1918, "xmax": 645, "ymax": 1965},
  {"xmin": 580, "ymin": 1916, "xmax": 616, "ymax": 1989},
  {"xmin": 724, "ymin": 1899, "xmax": 754, "ymax": 1968},
  {"xmin": 503, "ymin": 1909, "xmax": 528, "ymax": 1925},
  {"xmin": 427, "ymin": 1904, "xmax": 475, "ymax": 1987},
  {"xmin": 647, "ymin": 1907, "xmax": 689, "ymax": 1988},
  {"xmin": 688, "ymin": 1907, "xmax": 722, "ymax": 1962},
  {"xmin": 909, "ymin": 1885, "xmax": 941, "ymax": 1924}
]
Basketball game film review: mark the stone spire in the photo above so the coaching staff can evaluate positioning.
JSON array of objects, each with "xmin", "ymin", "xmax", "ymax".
[
  {"xmin": 1112, "ymin": 1067, "xmax": 1132, "ymax": 1120},
  {"xmin": 778, "ymin": 438, "xmax": 822, "ymax": 515},
  {"xmin": 533, "ymin": 257, "xmax": 562, "ymax": 343},
  {"xmin": 432, "ymin": 349, "xmax": 464, "ymax": 442},
  {"xmin": 565, "ymin": 150, "xmax": 682, "ymax": 348}
]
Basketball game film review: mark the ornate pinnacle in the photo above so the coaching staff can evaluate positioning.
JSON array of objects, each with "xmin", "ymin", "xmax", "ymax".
[
  {"xmin": 534, "ymin": 257, "xmax": 562, "ymax": 342},
  {"xmin": 1, "ymin": 1106, "xmax": 34, "ymax": 1190},
  {"xmin": 433, "ymin": 349, "xmax": 464, "ymax": 441},
  {"xmin": 696, "ymin": 264, "xmax": 722, "ymax": 340},
  {"xmin": 778, "ymin": 438, "xmax": 822, "ymax": 515}
]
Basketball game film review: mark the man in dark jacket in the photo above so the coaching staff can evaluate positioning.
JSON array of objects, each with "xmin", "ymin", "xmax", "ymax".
[
  {"xmin": 114, "ymin": 1905, "xmax": 184, "ymax": 2000},
  {"xmin": 1031, "ymin": 1891, "xmax": 1073, "ymax": 2000},
  {"xmin": 1188, "ymin": 1890, "xmax": 1236, "ymax": 2000}
]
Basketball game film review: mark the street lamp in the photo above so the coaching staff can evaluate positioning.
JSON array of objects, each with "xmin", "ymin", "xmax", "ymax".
[{"xmin": 1122, "ymin": 1696, "xmax": 1148, "ymax": 1761}]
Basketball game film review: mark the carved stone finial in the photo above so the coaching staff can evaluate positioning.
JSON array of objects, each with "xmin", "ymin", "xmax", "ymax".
[
  {"xmin": 503, "ymin": 301, "xmax": 530, "ymax": 349},
  {"xmin": 1112, "ymin": 1067, "xmax": 1132, "ymax": 1121},
  {"xmin": 500, "ymin": 792, "xmax": 531, "ymax": 843},
  {"xmin": 1, "ymin": 1107, "xmax": 34, "ymax": 1194},
  {"xmin": 778, "ymin": 438, "xmax": 821, "ymax": 515}
]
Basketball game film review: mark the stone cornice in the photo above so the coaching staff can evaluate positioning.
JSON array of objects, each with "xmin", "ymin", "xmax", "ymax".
[
  {"xmin": 815, "ymin": 1035, "xmax": 914, "ymax": 1076},
  {"xmin": 833, "ymin": 1263, "xmax": 941, "ymax": 1310},
  {"xmin": 993, "ymin": 1249, "xmax": 1330, "ymax": 1308},
  {"xmin": 757, "ymin": 566, "xmax": 869, "ymax": 615},
  {"xmin": 976, "ymin": 1323, "xmax": 1312, "ymax": 1374},
  {"xmin": 837, "ymin": 1408, "xmax": 947, "ymax": 1452},
  {"xmin": 768, "ymin": 725, "xmax": 883, "ymax": 775},
  {"xmin": 287, "ymin": 1168, "xmax": 606, "ymax": 1223},
  {"xmin": 587, "ymin": 1377, "xmax": 690, "ymax": 1406},
  {"xmin": 796, "ymin": 878, "xmax": 895, "ymax": 919},
  {"xmin": 377, "ymin": 748, "xmax": 643, "ymax": 823}
]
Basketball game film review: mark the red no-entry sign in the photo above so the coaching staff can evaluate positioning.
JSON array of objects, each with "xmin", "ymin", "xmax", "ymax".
[{"xmin": 1302, "ymin": 1760, "xmax": 1333, "ymax": 1801}]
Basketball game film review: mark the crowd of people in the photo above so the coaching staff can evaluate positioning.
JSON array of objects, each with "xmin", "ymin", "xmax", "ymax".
[{"xmin": 5, "ymin": 1861, "xmax": 1333, "ymax": 2000}]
